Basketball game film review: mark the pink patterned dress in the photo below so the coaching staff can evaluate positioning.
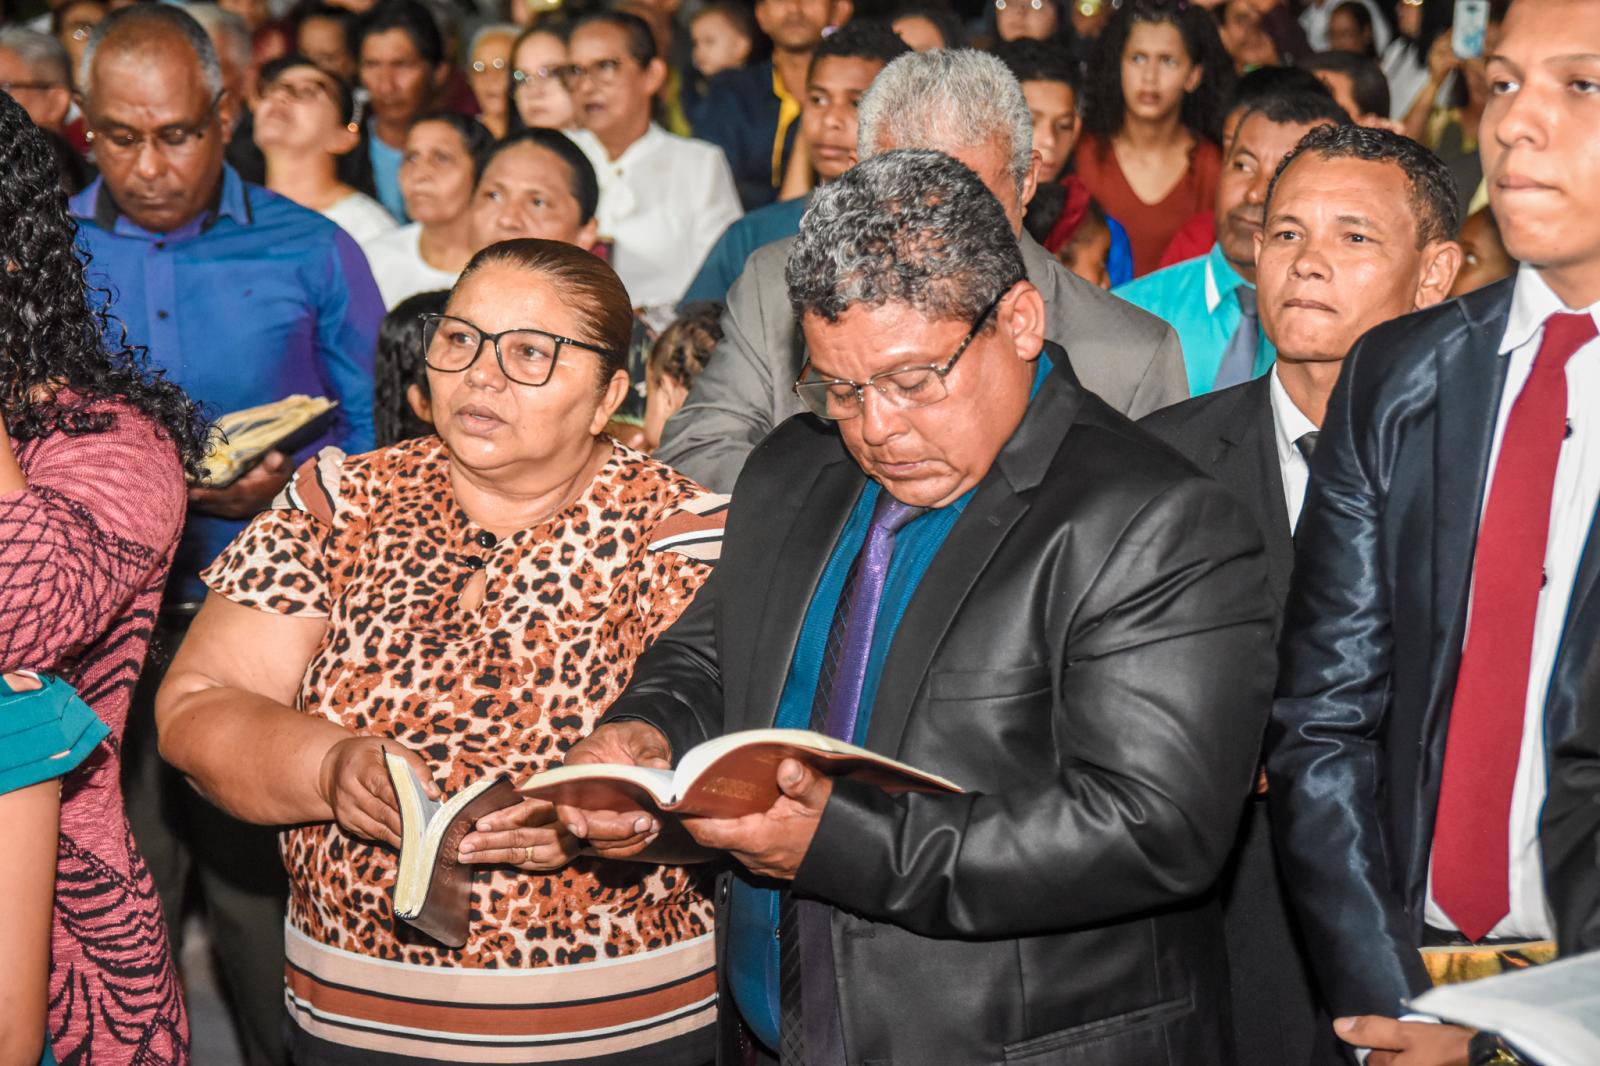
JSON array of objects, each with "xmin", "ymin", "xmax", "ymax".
[{"xmin": 2, "ymin": 399, "xmax": 190, "ymax": 1064}]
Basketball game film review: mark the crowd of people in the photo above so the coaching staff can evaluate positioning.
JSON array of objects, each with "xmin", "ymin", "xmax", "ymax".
[{"xmin": 0, "ymin": 0, "xmax": 1595, "ymax": 1063}]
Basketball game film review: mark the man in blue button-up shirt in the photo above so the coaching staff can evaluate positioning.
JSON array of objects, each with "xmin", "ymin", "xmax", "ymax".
[{"xmin": 71, "ymin": 8, "xmax": 382, "ymax": 1064}]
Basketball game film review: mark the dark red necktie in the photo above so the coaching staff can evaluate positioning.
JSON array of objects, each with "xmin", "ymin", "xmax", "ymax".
[{"xmin": 1433, "ymin": 311, "xmax": 1597, "ymax": 942}]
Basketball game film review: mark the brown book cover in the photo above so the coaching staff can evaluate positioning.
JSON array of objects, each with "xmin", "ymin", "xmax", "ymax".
[
  {"xmin": 385, "ymin": 754, "xmax": 521, "ymax": 949},
  {"xmin": 519, "ymin": 728, "xmax": 962, "ymax": 819}
]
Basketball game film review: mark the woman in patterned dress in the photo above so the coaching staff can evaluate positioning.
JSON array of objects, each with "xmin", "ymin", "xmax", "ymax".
[
  {"xmin": 0, "ymin": 91, "xmax": 207, "ymax": 1063},
  {"xmin": 157, "ymin": 239, "xmax": 726, "ymax": 1066}
]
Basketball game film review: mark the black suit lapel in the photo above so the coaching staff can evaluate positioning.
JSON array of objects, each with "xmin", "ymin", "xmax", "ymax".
[
  {"xmin": 1227, "ymin": 378, "xmax": 1295, "ymax": 605},
  {"xmin": 864, "ymin": 351, "xmax": 1084, "ymax": 756},
  {"xmin": 738, "ymin": 456, "xmax": 865, "ymax": 732},
  {"xmin": 1550, "ymin": 499, "xmax": 1600, "ymax": 745}
]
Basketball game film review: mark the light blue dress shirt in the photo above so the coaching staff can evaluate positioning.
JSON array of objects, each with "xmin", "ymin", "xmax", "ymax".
[{"xmin": 1114, "ymin": 241, "xmax": 1276, "ymax": 396}]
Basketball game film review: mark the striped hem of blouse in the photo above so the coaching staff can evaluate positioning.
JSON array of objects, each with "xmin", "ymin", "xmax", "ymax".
[{"xmin": 281, "ymin": 922, "xmax": 718, "ymax": 1063}]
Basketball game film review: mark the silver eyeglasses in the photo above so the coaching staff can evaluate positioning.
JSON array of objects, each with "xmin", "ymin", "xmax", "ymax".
[
  {"xmin": 420, "ymin": 313, "xmax": 618, "ymax": 387},
  {"xmin": 791, "ymin": 287, "xmax": 1009, "ymax": 421}
]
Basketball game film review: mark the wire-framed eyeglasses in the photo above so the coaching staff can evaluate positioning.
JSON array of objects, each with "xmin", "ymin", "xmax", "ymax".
[
  {"xmin": 420, "ymin": 313, "xmax": 619, "ymax": 387},
  {"xmin": 791, "ymin": 287, "xmax": 1011, "ymax": 421}
]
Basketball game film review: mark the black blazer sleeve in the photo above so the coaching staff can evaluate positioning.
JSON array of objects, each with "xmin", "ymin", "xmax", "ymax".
[
  {"xmin": 791, "ymin": 476, "xmax": 1276, "ymax": 939},
  {"xmin": 1542, "ymin": 653, "xmax": 1600, "ymax": 956},
  {"xmin": 599, "ymin": 566, "xmax": 723, "ymax": 762},
  {"xmin": 1265, "ymin": 340, "xmax": 1432, "ymax": 1018}
]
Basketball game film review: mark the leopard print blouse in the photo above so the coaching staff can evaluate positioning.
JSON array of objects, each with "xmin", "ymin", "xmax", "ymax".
[{"xmin": 202, "ymin": 436, "xmax": 724, "ymax": 977}]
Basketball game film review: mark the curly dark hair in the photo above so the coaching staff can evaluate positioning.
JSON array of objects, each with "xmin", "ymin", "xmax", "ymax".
[
  {"xmin": 0, "ymin": 93, "xmax": 209, "ymax": 477},
  {"xmin": 648, "ymin": 302, "xmax": 722, "ymax": 390},
  {"xmin": 1082, "ymin": 0, "xmax": 1235, "ymax": 145}
]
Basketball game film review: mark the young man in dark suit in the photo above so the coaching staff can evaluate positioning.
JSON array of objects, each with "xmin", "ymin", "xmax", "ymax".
[
  {"xmin": 560, "ymin": 148, "xmax": 1278, "ymax": 1065},
  {"xmin": 1141, "ymin": 119, "xmax": 1462, "ymax": 1066},
  {"xmin": 1268, "ymin": 1, "xmax": 1600, "ymax": 1062}
]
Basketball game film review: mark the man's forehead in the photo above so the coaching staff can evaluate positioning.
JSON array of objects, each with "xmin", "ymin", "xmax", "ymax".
[
  {"xmin": 808, "ymin": 56, "xmax": 883, "ymax": 94},
  {"xmin": 89, "ymin": 49, "xmax": 210, "ymax": 119}
]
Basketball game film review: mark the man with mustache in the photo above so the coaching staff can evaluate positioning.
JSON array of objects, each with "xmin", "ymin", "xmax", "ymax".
[
  {"xmin": 1141, "ymin": 121, "xmax": 1461, "ymax": 1066},
  {"xmin": 69, "ymin": 8, "xmax": 382, "ymax": 1064},
  {"xmin": 1269, "ymin": 1, "xmax": 1600, "ymax": 1061},
  {"xmin": 1118, "ymin": 89, "xmax": 1352, "ymax": 395}
]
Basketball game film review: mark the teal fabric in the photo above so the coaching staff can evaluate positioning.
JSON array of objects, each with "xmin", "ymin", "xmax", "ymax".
[
  {"xmin": 680, "ymin": 195, "xmax": 810, "ymax": 307},
  {"xmin": 1114, "ymin": 242, "xmax": 1276, "ymax": 396},
  {"xmin": 0, "ymin": 674, "xmax": 108, "ymax": 796},
  {"xmin": 727, "ymin": 354, "xmax": 1052, "ymax": 1052}
]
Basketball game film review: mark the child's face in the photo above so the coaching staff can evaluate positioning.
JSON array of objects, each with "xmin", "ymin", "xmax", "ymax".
[
  {"xmin": 1062, "ymin": 226, "xmax": 1112, "ymax": 289},
  {"xmin": 801, "ymin": 56, "xmax": 883, "ymax": 182},
  {"xmin": 692, "ymin": 11, "xmax": 752, "ymax": 78}
]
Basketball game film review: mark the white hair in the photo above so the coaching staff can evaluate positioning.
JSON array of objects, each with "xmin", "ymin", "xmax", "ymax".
[
  {"xmin": 184, "ymin": 3, "xmax": 252, "ymax": 79},
  {"xmin": 0, "ymin": 27, "xmax": 71, "ymax": 86},
  {"xmin": 468, "ymin": 22, "xmax": 519, "ymax": 62},
  {"xmin": 856, "ymin": 48, "xmax": 1034, "ymax": 196}
]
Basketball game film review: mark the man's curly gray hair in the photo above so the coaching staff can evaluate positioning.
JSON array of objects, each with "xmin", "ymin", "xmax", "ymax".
[
  {"xmin": 786, "ymin": 149, "xmax": 1027, "ymax": 325},
  {"xmin": 856, "ymin": 49, "xmax": 1034, "ymax": 197}
]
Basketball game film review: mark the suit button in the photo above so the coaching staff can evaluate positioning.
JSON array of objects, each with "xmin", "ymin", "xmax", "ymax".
[{"xmin": 475, "ymin": 530, "xmax": 497, "ymax": 548}]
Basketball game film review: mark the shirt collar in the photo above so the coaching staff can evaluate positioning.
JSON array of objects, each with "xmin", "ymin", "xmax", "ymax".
[
  {"xmin": 73, "ymin": 165, "xmax": 252, "ymax": 237},
  {"xmin": 1500, "ymin": 262, "xmax": 1600, "ymax": 354},
  {"xmin": 1203, "ymin": 241, "xmax": 1250, "ymax": 315},
  {"xmin": 1268, "ymin": 364, "xmax": 1319, "ymax": 467}
]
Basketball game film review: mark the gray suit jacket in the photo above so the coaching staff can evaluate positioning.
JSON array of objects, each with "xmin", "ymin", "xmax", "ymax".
[{"xmin": 657, "ymin": 232, "xmax": 1189, "ymax": 492}]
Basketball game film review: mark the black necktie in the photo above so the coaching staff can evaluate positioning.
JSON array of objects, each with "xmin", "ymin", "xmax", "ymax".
[{"xmin": 1295, "ymin": 430, "xmax": 1319, "ymax": 462}]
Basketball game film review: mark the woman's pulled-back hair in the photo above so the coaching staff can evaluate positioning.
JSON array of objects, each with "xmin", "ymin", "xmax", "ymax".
[
  {"xmin": 0, "ymin": 92, "xmax": 209, "ymax": 475},
  {"xmin": 456, "ymin": 239, "xmax": 633, "ymax": 383}
]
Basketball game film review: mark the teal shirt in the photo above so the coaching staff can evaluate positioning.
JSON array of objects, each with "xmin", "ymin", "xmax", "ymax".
[
  {"xmin": 1114, "ymin": 242, "xmax": 1275, "ymax": 396},
  {"xmin": 680, "ymin": 195, "xmax": 810, "ymax": 308}
]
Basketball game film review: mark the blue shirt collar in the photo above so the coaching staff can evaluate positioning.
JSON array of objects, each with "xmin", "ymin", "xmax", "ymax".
[{"xmin": 70, "ymin": 164, "xmax": 253, "ymax": 237}]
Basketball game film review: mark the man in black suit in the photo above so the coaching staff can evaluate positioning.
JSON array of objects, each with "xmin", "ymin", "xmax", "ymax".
[
  {"xmin": 1141, "ymin": 117, "xmax": 1461, "ymax": 1066},
  {"xmin": 1268, "ymin": 1, "xmax": 1600, "ymax": 1062},
  {"xmin": 559, "ymin": 148, "xmax": 1278, "ymax": 1065}
]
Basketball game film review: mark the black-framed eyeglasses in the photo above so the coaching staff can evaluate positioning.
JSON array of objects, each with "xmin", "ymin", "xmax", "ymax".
[
  {"xmin": 420, "ymin": 313, "xmax": 619, "ymax": 387},
  {"xmin": 791, "ymin": 285, "xmax": 1013, "ymax": 421},
  {"xmin": 555, "ymin": 57, "xmax": 627, "ymax": 90},
  {"xmin": 83, "ymin": 90, "xmax": 224, "ymax": 156}
]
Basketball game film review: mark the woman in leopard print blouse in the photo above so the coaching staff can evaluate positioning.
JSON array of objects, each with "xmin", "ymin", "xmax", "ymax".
[{"xmin": 155, "ymin": 240, "xmax": 726, "ymax": 1066}]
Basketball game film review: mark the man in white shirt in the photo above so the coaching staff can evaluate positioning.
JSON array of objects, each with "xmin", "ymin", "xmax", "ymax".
[
  {"xmin": 1140, "ymin": 122, "xmax": 1461, "ymax": 1066},
  {"xmin": 1267, "ymin": 2, "xmax": 1600, "ymax": 1063},
  {"xmin": 563, "ymin": 10, "xmax": 742, "ymax": 319}
]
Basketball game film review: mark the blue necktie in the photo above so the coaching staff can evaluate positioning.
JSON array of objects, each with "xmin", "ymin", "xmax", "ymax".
[
  {"xmin": 1212, "ymin": 284, "xmax": 1259, "ymax": 390},
  {"xmin": 778, "ymin": 493, "xmax": 923, "ymax": 1066}
]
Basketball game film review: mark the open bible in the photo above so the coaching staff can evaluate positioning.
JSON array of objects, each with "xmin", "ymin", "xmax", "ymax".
[
  {"xmin": 518, "ymin": 728, "xmax": 961, "ymax": 819},
  {"xmin": 383, "ymin": 752, "xmax": 520, "ymax": 948},
  {"xmin": 197, "ymin": 395, "xmax": 339, "ymax": 486},
  {"xmin": 1409, "ymin": 952, "xmax": 1600, "ymax": 1066}
]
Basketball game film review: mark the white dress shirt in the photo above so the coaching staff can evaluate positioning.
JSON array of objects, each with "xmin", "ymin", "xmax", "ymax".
[
  {"xmin": 359, "ymin": 223, "xmax": 460, "ymax": 311},
  {"xmin": 569, "ymin": 124, "xmax": 743, "ymax": 315},
  {"xmin": 1268, "ymin": 365, "xmax": 1320, "ymax": 533},
  {"xmin": 323, "ymin": 191, "xmax": 399, "ymax": 244},
  {"xmin": 1424, "ymin": 265, "xmax": 1600, "ymax": 941}
]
